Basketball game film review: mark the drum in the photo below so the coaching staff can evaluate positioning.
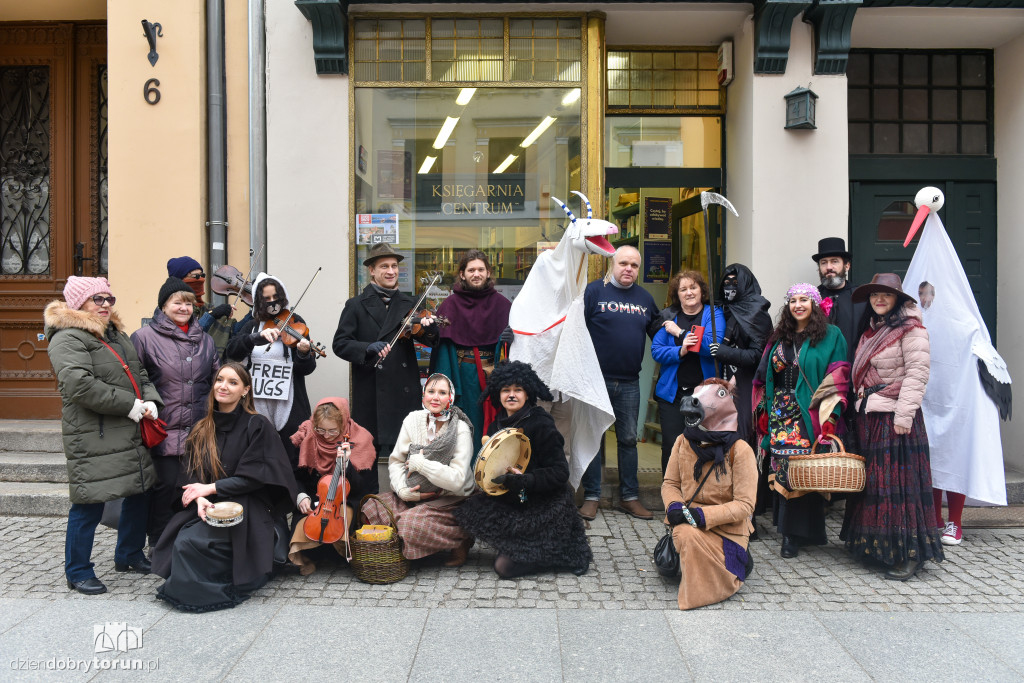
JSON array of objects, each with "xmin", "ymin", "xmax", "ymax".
[
  {"xmin": 474, "ymin": 428, "xmax": 531, "ymax": 496},
  {"xmin": 205, "ymin": 501, "xmax": 244, "ymax": 528}
]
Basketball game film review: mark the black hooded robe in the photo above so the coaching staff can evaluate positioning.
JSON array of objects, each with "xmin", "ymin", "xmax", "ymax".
[{"xmin": 153, "ymin": 406, "xmax": 298, "ymax": 612}]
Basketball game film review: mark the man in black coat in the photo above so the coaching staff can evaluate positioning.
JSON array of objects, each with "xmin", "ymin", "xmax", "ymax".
[
  {"xmin": 813, "ymin": 237, "xmax": 866, "ymax": 363},
  {"xmin": 333, "ymin": 243, "xmax": 439, "ymax": 460}
]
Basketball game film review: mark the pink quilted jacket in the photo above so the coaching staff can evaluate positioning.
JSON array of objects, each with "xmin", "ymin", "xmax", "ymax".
[{"xmin": 854, "ymin": 304, "xmax": 930, "ymax": 429}]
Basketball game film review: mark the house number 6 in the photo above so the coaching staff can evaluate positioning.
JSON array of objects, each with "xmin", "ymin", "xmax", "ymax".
[{"xmin": 144, "ymin": 78, "xmax": 161, "ymax": 105}]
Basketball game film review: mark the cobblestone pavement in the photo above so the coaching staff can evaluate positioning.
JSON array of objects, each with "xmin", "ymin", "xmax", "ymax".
[{"xmin": 3, "ymin": 507, "xmax": 1022, "ymax": 613}]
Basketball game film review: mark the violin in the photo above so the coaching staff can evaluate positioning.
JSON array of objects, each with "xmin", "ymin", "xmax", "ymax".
[
  {"xmin": 271, "ymin": 309, "xmax": 327, "ymax": 358},
  {"xmin": 303, "ymin": 439, "xmax": 352, "ymax": 545},
  {"xmin": 398, "ymin": 310, "xmax": 451, "ymax": 339},
  {"xmin": 210, "ymin": 264, "xmax": 254, "ymax": 306}
]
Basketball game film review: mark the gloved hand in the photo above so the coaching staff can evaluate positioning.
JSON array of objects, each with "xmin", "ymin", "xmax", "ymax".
[
  {"xmin": 210, "ymin": 303, "xmax": 233, "ymax": 319},
  {"xmin": 499, "ymin": 326, "xmax": 515, "ymax": 345},
  {"xmin": 818, "ymin": 419, "xmax": 836, "ymax": 444},
  {"xmin": 407, "ymin": 450, "xmax": 427, "ymax": 473},
  {"xmin": 127, "ymin": 399, "xmax": 146, "ymax": 423},
  {"xmin": 366, "ymin": 341, "xmax": 388, "ymax": 358},
  {"xmin": 490, "ymin": 472, "xmax": 526, "ymax": 492},
  {"xmin": 666, "ymin": 502, "xmax": 688, "ymax": 526},
  {"xmin": 397, "ymin": 486, "xmax": 421, "ymax": 502},
  {"xmin": 708, "ymin": 342, "xmax": 720, "ymax": 356},
  {"xmin": 142, "ymin": 401, "xmax": 159, "ymax": 421}
]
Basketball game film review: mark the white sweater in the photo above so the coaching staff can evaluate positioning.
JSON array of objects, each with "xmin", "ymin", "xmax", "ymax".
[{"xmin": 388, "ymin": 410, "xmax": 475, "ymax": 498}]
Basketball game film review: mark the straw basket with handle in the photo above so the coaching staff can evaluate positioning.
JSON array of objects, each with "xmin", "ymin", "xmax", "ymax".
[
  {"xmin": 787, "ymin": 435, "xmax": 866, "ymax": 493},
  {"xmin": 349, "ymin": 494, "xmax": 409, "ymax": 584}
]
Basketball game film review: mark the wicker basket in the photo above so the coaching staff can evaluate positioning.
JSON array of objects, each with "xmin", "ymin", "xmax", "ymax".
[
  {"xmin": 349, "ymin": 494, "xmax": 409, "ymax": 584},
  {"xmin": 788, "ymin": 435, "xmax": 866, "ymax": 493}
]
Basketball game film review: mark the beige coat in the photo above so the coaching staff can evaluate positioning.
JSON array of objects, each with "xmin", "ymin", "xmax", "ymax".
[
  {"xmin": 661, "ymin": 435, "xmax": 757, "ymax": 610},
  {"xmin": 854, "ymin": 304, "xmax": 930, "ymax": 430}
]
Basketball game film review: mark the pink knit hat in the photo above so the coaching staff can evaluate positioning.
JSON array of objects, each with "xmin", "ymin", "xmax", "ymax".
[{"xmin": 63, "ymin": 276, "xmax": 113, "ymax": 310}]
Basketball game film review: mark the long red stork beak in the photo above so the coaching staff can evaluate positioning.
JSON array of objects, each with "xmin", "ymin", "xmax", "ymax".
[{"xmin": 903, "ymin": 204, "xmax": 931, "ymax": 248}]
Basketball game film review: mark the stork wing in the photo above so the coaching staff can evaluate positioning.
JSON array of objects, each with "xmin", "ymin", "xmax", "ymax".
[{"xmin": 973, "ymin": 340, "xmax": 1013, "ymax": 421}]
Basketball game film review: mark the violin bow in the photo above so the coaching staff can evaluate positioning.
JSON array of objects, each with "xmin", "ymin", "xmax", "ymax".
[
  {"xmin": 373, "ymin": 272, "xmax": 441, "ymax": 370},
  {"xmin": 231, "ymin": 243, "xmax": 265, "ymax": 309},
  {"xmin": 338, "ymin": 436, "xmax": 352, "ymax": 562}
]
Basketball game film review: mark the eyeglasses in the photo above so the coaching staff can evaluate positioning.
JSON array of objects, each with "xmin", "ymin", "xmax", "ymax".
[
  {"xmin": 314, "ymin": 428, "xmax": 341, "ymax": 437},
  {"xmin": 186, "ymin": 271, "xmax": 206, "ymax": 279},
  {"xmin": 91, "ymin": 295, "xmax": 116, "ymax": 306}
]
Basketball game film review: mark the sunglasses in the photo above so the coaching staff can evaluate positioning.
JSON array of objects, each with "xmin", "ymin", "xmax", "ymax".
[
  {"xmin": 91, "ymin": 295, "xmax": 116, "ymax": 306},
  {"xmin": 186, "ymin": 271, "xmax": 206, "ymax": 279}
]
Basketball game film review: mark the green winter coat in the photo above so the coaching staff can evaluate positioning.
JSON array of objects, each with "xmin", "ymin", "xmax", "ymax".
[{"xmin": 44, "ymin": 301, "xmax": 161, "ymax": 504}]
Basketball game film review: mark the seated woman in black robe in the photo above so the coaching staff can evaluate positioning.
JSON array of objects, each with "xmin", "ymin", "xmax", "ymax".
[
  {"xmin": 454, "ymin": 361, "xmax": 592, "ymax": 579},
  {"xmin": 152, "ymin": 361, "xmax": 298, "ymax": 612}
]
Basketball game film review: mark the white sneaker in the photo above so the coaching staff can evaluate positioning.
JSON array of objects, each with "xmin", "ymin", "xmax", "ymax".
[{"xmin": 941, "ymin": 521, "xmax": 962, "ymax": 546}]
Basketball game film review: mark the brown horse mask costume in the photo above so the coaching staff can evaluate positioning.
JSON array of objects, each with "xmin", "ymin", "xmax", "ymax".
[{"xmin": 680, "ymin": 377, "xmax": 739, "ymax": 433}]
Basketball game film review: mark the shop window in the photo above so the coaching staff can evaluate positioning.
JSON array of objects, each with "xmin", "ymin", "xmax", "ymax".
[
  {"xmin": 605, "ymin": 116, "xmax": 721, "ymax": 169},
  {"xmin": 847, "ymin": 50, "xmax": 992, "ymax": 155},
  {"xmin": 607, "ymin": 49, "xmax": 724, "ymax": 115}
]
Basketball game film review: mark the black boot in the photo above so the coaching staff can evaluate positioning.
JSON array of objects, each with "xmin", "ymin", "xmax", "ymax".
[
  {"xmin": 780, "ymin": 536, "xmax": 799, "ymax": 558},
  {"xmin": 885, "ymin": 558, "xmax": 922, "ymax": 581}
]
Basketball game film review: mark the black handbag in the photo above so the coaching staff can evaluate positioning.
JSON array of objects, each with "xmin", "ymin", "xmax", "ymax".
[{"xmin": 653, "ymin": 465, "xmax": 716, "ymax": 578}]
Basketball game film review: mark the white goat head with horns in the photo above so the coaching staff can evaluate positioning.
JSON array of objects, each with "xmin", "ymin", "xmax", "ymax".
[{"xmin": 550, "ymin": 191, "xmax": 618, "ymax": 257}]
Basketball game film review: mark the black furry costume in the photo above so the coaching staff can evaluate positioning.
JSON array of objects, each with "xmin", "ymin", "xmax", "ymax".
[{"xmin": 455, "ymin": 362, "xmax": 592, "ymax": 574}]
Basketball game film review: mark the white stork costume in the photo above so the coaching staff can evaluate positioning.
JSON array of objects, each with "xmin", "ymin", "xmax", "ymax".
[
  {"xmin": 902, "ymin": 187, "xmax": 1011, "ymax": 506},
  {"xmin": 509, "ymin": 192, "xmax": 617, "ymax": 487}
]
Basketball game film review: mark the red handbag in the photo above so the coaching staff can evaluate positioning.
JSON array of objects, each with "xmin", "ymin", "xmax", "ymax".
[{"xmin": 98, "ymin": 339, "xmax": 168, "ymax": 449}]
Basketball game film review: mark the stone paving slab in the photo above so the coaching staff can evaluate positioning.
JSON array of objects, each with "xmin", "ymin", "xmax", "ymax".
[{"xmin": 2, "ymin": 510, "xmax": 1023, "ymax": 614}]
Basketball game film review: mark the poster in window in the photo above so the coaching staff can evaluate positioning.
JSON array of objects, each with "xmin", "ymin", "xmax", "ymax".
[
  {"xmin": 356, "ymin": 214, "xmax": 399, "ymax": 245},
  {"xmin": 645, "ymin": 197, "xmax": 671, "ymax": 240},
  {"xmin": 643, "ymin": 241, "xmax": 672, "ymax": 284},
  {"xmin": 377, "ymin": 150, "xmax": 411, "ymax": 199}
]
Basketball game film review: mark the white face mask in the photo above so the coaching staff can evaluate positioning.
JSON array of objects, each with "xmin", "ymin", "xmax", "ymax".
[{"xmin": 723, "ymin": 286, "xmax": 738, "ymax": 302}]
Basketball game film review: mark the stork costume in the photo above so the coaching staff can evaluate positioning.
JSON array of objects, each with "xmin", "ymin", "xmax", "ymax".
[
  {"xmin": 901, "ymin": 187, "xmax": 1011, "ymax": 507},
  {"xmin": 508, "ymin": 192, "xmax": 617, "ymax": 487}
]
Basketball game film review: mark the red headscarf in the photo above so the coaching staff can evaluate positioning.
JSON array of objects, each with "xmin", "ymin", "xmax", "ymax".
[{"xmin": 291, "ymin": 397, "xmax": 376, "ymax": 475}]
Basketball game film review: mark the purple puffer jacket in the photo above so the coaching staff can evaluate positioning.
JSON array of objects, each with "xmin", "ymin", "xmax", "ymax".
[{"xmin": 131, "ymin": 310, "xmax": 220, "ymax": 457}]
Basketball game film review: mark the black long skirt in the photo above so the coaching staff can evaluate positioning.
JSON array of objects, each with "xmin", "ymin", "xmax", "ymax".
[
  {"xmin": 156, "ymin": 519, "xmax": 270, "ymax": 613},
  {"xmin": 454, "ymin": 487, "xmax": 592, "ymax": 571},
  {"xmin": 840, "ymin": 411, "xmax": 944, "ymax": 567}
]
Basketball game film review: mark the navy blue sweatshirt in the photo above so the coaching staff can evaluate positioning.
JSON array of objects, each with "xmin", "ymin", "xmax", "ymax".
[{"xmin": 584, "ymin": 279, "xmax": 661, "ymax": 381}]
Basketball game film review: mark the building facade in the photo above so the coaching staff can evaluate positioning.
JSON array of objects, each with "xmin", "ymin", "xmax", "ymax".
[{"xmin": 2, "ymin": 1, "xmax": 1022, "ymax": 479}]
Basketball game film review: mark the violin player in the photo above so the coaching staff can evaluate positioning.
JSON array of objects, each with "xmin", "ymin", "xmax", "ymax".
[
  {"xmin": 333, "ymin": 242, "xmax": 440, "ymax": 462},
  {"xmin": 166, "ymin": 256, "xmax": 252, "ymax": 357},
  {"xmin": 225, "ymin": 272, "xmax": 317, "ymax": 470}
]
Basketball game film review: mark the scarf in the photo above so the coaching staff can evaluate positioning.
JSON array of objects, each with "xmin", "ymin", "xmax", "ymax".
[
  {"xmin": 370, "ymin": 282, "xmax": 400, "ymax": 305},
  {"xmin": 436, "ymin": 280, "xmax": 512, "ymax": 347},
  {"xmin": 407, "ymin": 405, "xmax": 473, "ymax": 494},
  {"xmin": 291, "ymin": 397, "xmax": 376, "ymax": 475},
  {"xmin": 683, "ymin": 426, "xmax": 741, "ymax": 481},
  {"xmin": 184, "ymin": 276, "xmax": 206, "ymax": 305},
  {"xmin": 852, "ymin": 316, "xmax": 924, "ymax": 400}
]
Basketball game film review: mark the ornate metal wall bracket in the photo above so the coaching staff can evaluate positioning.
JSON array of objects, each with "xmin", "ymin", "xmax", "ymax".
[
  {"xmin": 142, "ymin": 20, "xmax": 162, "ymax": 66},
  {"xmin": 803, "ymin": 0, "xmax": 861, "ymax": 75},
  {"xmin": 295, "ymin": 0, "xmax": 349, "ymax": 75},
  {"xmin": 753, "ymin": 0, "xmax": 813, "ymax": 74}
]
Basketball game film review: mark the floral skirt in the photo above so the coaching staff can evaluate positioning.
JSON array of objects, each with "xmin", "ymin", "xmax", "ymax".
[
  {"xmin": 768, "ymin": 389, "xmax": 811, "ymax": 456},
  {"xmin": 840, "ymin": 411, "xmax": 944, "ymax": 567}
]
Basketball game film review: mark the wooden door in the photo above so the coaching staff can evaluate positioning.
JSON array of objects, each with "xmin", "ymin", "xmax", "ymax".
[
  {"xmin": 849, "ymin": 180, "xmax": 997, "ymax": 335},
  {"xmin": 0, "ymin": 23, "xmax": 106, "ymax": 418}
]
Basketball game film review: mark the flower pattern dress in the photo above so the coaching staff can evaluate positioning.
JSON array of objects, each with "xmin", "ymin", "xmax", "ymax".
[{"xmin": 767, "ymin": 343, "xmax": 811, "ymax": 466}]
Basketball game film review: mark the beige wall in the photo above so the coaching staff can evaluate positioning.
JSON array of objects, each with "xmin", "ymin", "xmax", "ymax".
[
  {"xmin": 726, "ymin": 19, "xmax": 850, "ymax": 312},
  {"xmin": 107, "ymin": 0, "xmax": 249, "ymax": 332},
  {"xmin": 266, "ymin": 0, "xmax": 351, "ymax": 402},
  {"xmin": 995, "ymin": 31, "xmax": 1024, "ymax": 474},
  {"xmin": 0, "ymin": 0, "xmax": 105, "ymax": 21}
]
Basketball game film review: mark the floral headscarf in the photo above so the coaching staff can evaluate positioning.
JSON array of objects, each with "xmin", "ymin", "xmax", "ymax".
[{"xmin": 423, "ymin": 373, "xmax": 455, "ymax": 437}]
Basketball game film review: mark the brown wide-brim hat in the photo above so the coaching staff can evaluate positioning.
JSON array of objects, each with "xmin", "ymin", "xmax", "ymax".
[
  {"xmin": 362, "ymin": 242, "xmax": 404, "ymax": 267},
  {"xmin": 852, "ymin": 273, "xmax": 917, "ymax": 304}
]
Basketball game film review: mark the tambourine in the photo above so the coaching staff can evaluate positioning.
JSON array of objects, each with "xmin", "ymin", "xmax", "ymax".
[
  {"xmin": 474, "ymin": 428, "xmax": 531, "ymax": 496},
  {"xmin": 205, "ymin": 501, "xmax": 244, "ymax": 528}
]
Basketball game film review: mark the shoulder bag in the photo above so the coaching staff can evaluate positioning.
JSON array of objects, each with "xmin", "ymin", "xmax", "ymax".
[{"xmin": 97, "ymin": 339, "xmax": 168, "ymax": 449}]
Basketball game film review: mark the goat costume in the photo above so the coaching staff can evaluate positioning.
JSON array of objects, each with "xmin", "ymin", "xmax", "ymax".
[
  {"xmin": 901, "ymin": 187, "xmax": 1010, "ymax": 507},
  {"xmin": 508, "ymin": 192, "xmax": 617, "ymax": 487},
  {"xmin": 662, "ymin": 378, "xmax": 757, "ymax": 610}
]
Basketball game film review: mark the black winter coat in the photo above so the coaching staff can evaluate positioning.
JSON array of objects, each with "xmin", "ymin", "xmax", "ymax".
[
  {"xmin": 131, "ymin": 310, "xmax": 220, "ymax": 458},
  {"xmin": 332, "ymin": 285, "xmax": 439, "ymax": 451},
  {"xmin": 488, "ymin": 405, "xmax": 569, "ymax": 507},
  {"xmin": 818, "ymin": 281, "xmax": 868, "ymax": 364}
]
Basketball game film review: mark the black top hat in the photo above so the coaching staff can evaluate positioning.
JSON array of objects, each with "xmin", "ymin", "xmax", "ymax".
[
  {"xmin": 811, "ymin": 237, "xmax": 851, "ymax": 263},
  {"xmin": 362, "ymin": 242, "xmax": 404, "ymax": 267},
  {"xmin": 852, "ymin": 273, "xmax": 917, "ymax": 305}
]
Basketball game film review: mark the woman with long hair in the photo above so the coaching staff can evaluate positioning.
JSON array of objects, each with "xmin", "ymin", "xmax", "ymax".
[
  {"xmin": 840, "ymin": 274, "xmax": 944, "ymax": 580},
  {"xmin": 361, "ymin": 373, "xmax": 476, "ymax": 567},
  {"xmin": 651, "ymin": 270, "xmax": 725, "ymax": 473},
  {"xmin": 152, "ymin": 362, "xmax": 297, "ymax": 612},
  {"xmin": 753, "ymin": 284, "xmax": 849, "ymax": 559}
]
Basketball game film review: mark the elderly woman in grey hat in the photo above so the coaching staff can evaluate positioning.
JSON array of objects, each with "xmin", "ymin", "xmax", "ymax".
[{"xmin": 839, "ymin": 273, "xmax": 944, "ymax": 581}]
